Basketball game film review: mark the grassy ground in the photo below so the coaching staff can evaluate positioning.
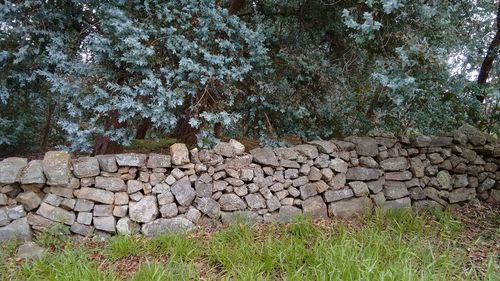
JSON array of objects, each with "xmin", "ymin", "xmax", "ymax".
[{"xmin": 1, "ymin": 204, "xmax": 498, "ymax": 281}]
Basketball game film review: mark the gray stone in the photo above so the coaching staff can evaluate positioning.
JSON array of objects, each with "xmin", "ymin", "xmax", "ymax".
[
  {"xmin": 250, "ymin": 148, "xmax": 279, "ymax": 167},
  {"xmin": 96, "ymin": 155, "xmax": 118, "ymax": 172},
  {"xmin": 413, "ymin": 200, "xmax": 443, "ymax": 212},
  {"xmin": 70, "ymin": 222, "xmax": 94, "ymax": 236},
  {"xmin": 436, "ymin": 170, "xmax": 453, "ymax": 190},
  {"xmin": 478, "ymin": 178, "xmax": 495, "ymax": 193},
  {"xmin": 359, "ymin": 156, "xmax": 379, "ymax": 168},
  {"xmin": 293, "ymin": 176, "xmax": 309, "ymax": 187},
  {"xmin": 74, "ymin": 188, "xmax": 115, "ymax": 204},
  {"xmin": 43, "ymin": 186, "xmax": 74, "ymax": 199},
  {"xmin": 113, "ymin": 205, "xmax": 128, "ymax": 217},
  {"xmin": 366, "ymin": 177, "xmax": 384, "ymax": 194},
  {"xmin": 410, "ymin": 135, "xmax": 432, "ymax": 147},
  {"xmin": 0, "ymin": 208, "xmax": 9, "ymax": 226},
  {"xmin": 94, "ymin": 176, "xmax": 126, "ymax": 192},
  {"xmin": 219, "ymin": 193, "xmax": 246, "ymax": 211},
  {"xmin": 329, "ymin": 158, "xmax": 348, "ymax": 173},
  {"xmin": 42, "ymin": 151, "xmax": 71, "ymax": 186},
  {"xmin": 72, "ymin": 157, "xmax": 100, "ymax": 178},
  {"xmin": 36, "ymin": 203, "xmax": 75, "ymax": 225},
  {"xmin": 409, "ymin": 187, "xmax": 426, "ymax": 200},
  {"xmin": 26, "ymin": 213, "xmax": 55, "ymax": 232},
  {"xmin": 213, "ymin": 142, "xmax": 235, "ymax": 157},
  {"xmin": 224, "ymin": 155, "xmax": 253, "ymax": 169},
  {"xmin": 314, "ymin": 154, "xmax": 331, "ymax": 168},
  {"xmin": 380, "ymin": 157, "xmax": 408, "ymax": 171},
  {"xmin": 384, "ymin": 181, "xmax": 409, "ymax": 199},
  {"xmin": 349, "ymin": 181, "xmax": 369, "ymax": 197},
  {"xmin": 114, "ymin": 192, "xmax": 129, "ymax": 205},
  {"xmin": 385, "ymin": 171, "xmax": 412, "ymax": 181},
  {"xmin": 43, "ymin": 194, "xmax": 63, "ymax": 206},
  {"xmin": 0, "ymin": 194, "xmax": 7, "ymax": 206},
  {"xmin": 410, "ymin": 157, "xmax": 425, "ymax": 178},
  {"xmin": 185, "ymin": 207, "xmax": 202, "ymax": 223},
  {"xmin": 93, "ymin": 205, "xmax": 113, "ymax": 217},
  {"xmin": 302, "ymin": 196, "xmax": 328, "ymax": 220},
  {"xmin": 141, "ymin": 217, "xmax": 194, "ymax": 236},
  {"xmin": 453, "ymin": 174, "xmax": 469, "ymax": 188},
  {"xmin": 116, "ymin": 217, "xmax": 140, "ymax": 235},
  {"xmin": 428, "ymin": 153, "xmax": 444, "ymax": 165},
  {"xmin": 115, "ymin": 153, "xmax": 146, "ymax": 167},
  {"xmin": 449, "ymin": 188, "xmax": 476, "ymax": 203},
  {"xmin": 127, "ymin": 180, "xmax": 143, "ymax": 194},
  {"xmin": 221, "ymin": 211, "xmax": 262, "ymax": 225},
  {"xmin": 147, "ymin": 153, "xmax": 171, "ymax": 168},
  {"xmin": 423, "ymin": 187, "xmax": 448, "ymax": 206},
  {"xmin": 171, "ymin": 178, "xmax": 196, "ymax": 206},
  {"xmin": 328, "ymin": 197, "xmax": 373, "ymax": 218},
  {"xmin": 274, "ymin": 148, "xmax": 299, "ymax": 160},
  {"xmin": 0, "ymin": 217, "xmax": 32, "ymax": 241},
  {"xmin": 430, "ymin": 136, "xmax": 453, "ymax": 147},
  {"xmin": 129, "ymin": 196, "xmax": 158, "ymax": 223},
  {"xmin": 195, "ymin": 197, "xmax": 221, "ymax": 218},
  {"xmin": 347, "ymin": 137, "xmax": 378, "ymax": 157},
  {"xmin": 60, "ymin": 198, "xmax": 75, "ymax": 210},
  {"xmin": 229, "ymin": 139, "xmax": 245, "ymax": 155},
  {"xmin": 346, "ymin": 167, "xmax": 382, "ymax": 181},
  {"xmin": 383, "ymin": 197, "xmax": 411, "ymax": 211},
  {"xmin": 160, "ymin": 203, "xmax": 179, "ymax": 218},
  {"xmin": 17, "ymin": 242, "xmax": 45, "ymax": 259},
  {"xmin": 0, "ymin": 157, "xmax": 28, "ymax": 184},
  {"xmin": 16, "ymin": 192, "xmax": 41, "ymax": 211},
  {"xmin": 299, "ymin": 183, "xmax": 318, "ymax": 200},
  {"xmin": 245, "ymin": 193, "xmax": 266, "ymax": 209},
  {"xmin": 20, "ymin": 160, "xmax": 45, "ymax": 184},
  {"xmin": 170, "ymin": 143, "xmax": 190, "ymax": 165},
  {"xmin": 77, "ymin": 212, "xmax": 92, "ymax": 225},
  {"xmin": 8, "ymin": 205, "xmax": 26, "ymax": 220},
  {"xmin": 74, "ymin": 199, "xmax": 94, "ymax": 212},
  {"xmin": 294, "ymin": 144, "xmax": 319, "ymax": 159},
  {"xmin": 93, "ymin": 216, "xmax": 116, "ymax": 233},
  {"xmin": 370, "ymin": 192, "xmax": 386, "ymax": 206},
  {"xmin": 324, "ymin": 188, "xmax": 354, "ymax": 202},
  {"xmin": 330, "ymin": 173, "xmax": 346, "ymax": 189},
  {"xmin": 309, "ymin": 140, "xmax": 336, "ymax": 154},
  {"xmin": 266, "ymin": 196, "xmax": 281, "ymax": 212},
  {"xmin": 275, "ymin": 206, "xmax": 302, "ymax": 223}
]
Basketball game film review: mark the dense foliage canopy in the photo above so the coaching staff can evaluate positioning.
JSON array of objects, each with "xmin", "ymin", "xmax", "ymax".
[{"xmin": 0, "ymin": 0, "xmax": 499, "ymax": 153}]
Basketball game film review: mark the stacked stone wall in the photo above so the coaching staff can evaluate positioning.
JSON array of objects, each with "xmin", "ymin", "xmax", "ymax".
[{"xmin": 0, "ymin": 125, "xmax": 499, "ymax": 240}]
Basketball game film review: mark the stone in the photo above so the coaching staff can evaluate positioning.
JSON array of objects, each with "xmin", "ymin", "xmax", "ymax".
[
  {"xmin": 384, "ymin": 181, "xmax": 409, "ymax": 199},
  {"xmin": 380, "ymin": 157, "xmax": 408, "ymax": 171},
  {"xmin": 115, "ymin": 153, "xmax": 146, "ymax": 167},
  {"xmin": 219, "ymin": 193, "xmax": 246, "ymax": 211},
  {"xmin": 26, "ymin": 213, "xmax": 55, "ymax": 231},
  {"xmin": 347, "ymin": 137, "xmax": 378, "ymax": 157},
  {"xmin": 70, "ymin": 222, "xmax": 94, "ymax": 236},
  {"xmin": 314, "ymin": 154, "xmax": 330, "ymax": 168},
  {"xmin": 300, "ymin": 183, "xmax": 318, "ymax": 200},
  {"xmin": 266, "ymin": 196, "xmax": 281, "ymax": 212},
  {"xmin": 195, "ymin": 197, "xmax": 221, "ymax": 218},
  {"xmin": 36, "ymin": 203, "xmax": 75, "ymax": 225},
  {"xmin": 490, "ymin": 190, "xmax": 500, "ymax": 203},
  {"xmin": 17, "ymin": 242, "xmax": 45, "ymax": 259},
  {"xmin": 42, "ymin": 151, "xmax": 71, "ymax": 186},
  {"xmin": 170, "ymin": 143, "xmax": 190, "ymax": 165},
  {"xmin": 160, "ymin": 203, "xmax": 179, "ymax": 218},
  {"xmin": 74, "ymin": 188, "xmax": 115, "ymax": 204},
  {"xmin": 293, "ymin": 176, "xmax": 309, "ymax": 187},
  {"xmin": 328, "ymin": 197, "xmax": 373, "ymax": 218},
  {"xmin": 141, "ymin": 217, "xmax": 194, "ymax": 236},
  {"xmin": 410, "ymin": 157, "xmax": 425, "ymax": 177},
  {"xmin": 359, "ymin": 156, "xmax": 379, "ymax": 168},
  {"xmin": 330, "ymin": 173, "xmax": 346, "ymax": 189},
  {"xmin": 0, "ymin": 157, "xmax": 28, "ymax": 184},
  {"xmin": 430, "ymin": 136, "xmax": 453, "ymax": 147},
  {"xmin": 116, "ymin": 217, "xmax": 140, "ymax": 235},
  {"xmin": 113, "ymin": 205, "xmax": 128, "ymax": 217},
  {"xmin": 385, "ymin": 171, "xmax": 412, "ymax": 181},
  {"xmin": 77, "ymin": 212, "xmax": 92, "ymax": 225},
  {"xmin": 245, "ymin": 193, "xmax": 266, "ymax": 209},
  {"xmin": 229, "ymin": 139, "xmax": 246, "ymax": 155},
  {"xmin": 43, "ymin": 193, "xmax": 63, "ymax": 206},
  {"xmin": 348, "ymin": 181, "xmax": 369, "ymax": 197},
  {"xmin": 423, "ymin": 187, "xmax": 448, "ymax": 206},
  {"xmin": 7, "ymin": 205, "xmax": 26, "ymax": 220},
  {"xmin": 250, "ymin": 148, "xmax": 279, "ymax": 167},
  {"xmin": 147, "ymin": 153, "xmax": 171, "ymax": 168},
  {"xmin": 74, "ymin": 199, "xmax": 94, "ymax": 212},
  {"xmin": 149, "ymin": 173, "xmax": 166, "ymax": 186},
  {"xmin": 96, "ymin": 155, "xmax": 118, "ymax": 172},
  {"xmin": 308, "ymin": 167, "xmax": 322, "ymax": 181},
  {"xmin": 72, "ymin": 157, "xmax": 100, "ymax": 178},
  {"xmin": 43, "ymin": 186, "xmax": 74, "ymax": 199},
  {"xmin": 129, "ymin": 196, "xmax": 158, "ymax": 223},
  {"xmin": 409, "ymin": 187, "xmax": 426, "ymax": 200},
  {"xmin": 428, "ymin": 153, "xmax": 444, "ymax": 165},
  {"xmin": 346, "ymin": 167, "xmax": 382, "ymax": 181},
  {"xmin": 276, "ymin": 206, "xmax": 302, "ymax": 223},
  {"xmin": 436, "ymin": 170, "xmax": 453, "ymax": 190},
  {"xmin": 225, "ymin": 177, "xmax": 244, "ymax": 187},
  {"xmin": 478, "ymin": 178, "xmax": 495, "ymax": 193},
  {"xmin": 484, "ymin": 163, "xmax": 498, "ymax": 172},
  {"xmin": 20, "ymin": 160, "xmax": 45, "ymax": 184},
  {"xmin": 383, "ymin": 197, "xmax": 411, "ymax": 211},
  {"xmin": 114, "ymin": 192, "xmax": 129, "ymax": 205},
  {"xmin": 366, "ymin": 177, "xmax": 384, "ymax": 193},
  {"xmin": 224, "ymin": 155, "xmax": 253, "ymax": 170},
  {"xmin": 0, "ymin": 208, "xmax": 9, "ymax": 226},
  {"xmin": 0, "ymin": 194, "xmax": 7, "ymax": 206},
  {"xmin": 221, "ymin": 211, "xmax": 262, "ymax": 225},
  {"xmin": 321, "ymin": 168, "xmax": 334, "ymax": 181},
  {"xmin": 309, "ymin": 140, "xmax": 336, "ymax": 154},
  {"xmin": 185, "ymin": 207, "xmax": 202, "ymax": 223},
  {"xmin": 274, "ymin": 148, "xmax": 299, "ymax": 160},
  {"xmin": 324, "ymin": 188, "xmax": 354, "ymax": 202},
  {"xmin": 16, "ymin": 192, "xmax": 41, "ymax": 211},
  {"xmin": 93, "ymin": 216, "xmax": 116, "ymax": 233},
  {"xmin": 93, "ymin": 204, "xmax": 113, "ymax": 217},
  {"xmin": 329, "ymin": 158, "xmax": 348, "ymax": 173},
  {"xmin": 453, "ymin": 174, "xmax": 468, "ymax": 188},
  {"xmin": 410, "ymin": 135, "xmax": 432, "ymax": 147},
  {"xmin": 294, "ymin": 144, "xmax": 319, "ymax": 159},
  {"xmin": 370, "ymin": 192, "xmax": 386, "ymax": 206},
  {"xmin": 302, "ymin": 196, "xmax": 328, "ymax": 219},
  {"xmin": 213, "ymin": 142, "xmax": 235, "ymax": 157},
  {"xmin": 413, "ymin": 200, "xmax": 443, "ymax": 212},
  {"xmin": 127, "ymin": 180, "xmax": 143, "ymax": 194},
  {"xmin": 94, "ymin": 176, "xmax": 126, "ymax": 192},
  {"xmin": 171, "ymin": 178, "xmax": 196, "ymax": 206},
  {"xmin": 449, "ymin": 188, "xmax": 476, "ymax": 203},
  {"xmin": 0, "ymin": 217, "xmax": 32, "ymax": 241}
]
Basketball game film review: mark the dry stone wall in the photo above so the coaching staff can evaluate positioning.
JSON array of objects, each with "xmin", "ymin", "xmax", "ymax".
[{"xmin": 0, "ymin": 125, "xmax": 499, "ymax": 240}]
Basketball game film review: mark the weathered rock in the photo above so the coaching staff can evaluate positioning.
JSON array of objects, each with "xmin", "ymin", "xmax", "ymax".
[
  {"xmin": 213, "ymin": 142, "xmax": 235, "ymax": 158},
  {"xmin": 275, "ymin": 206, "xmax": 302, "ymax": 223},
  {"xmin": 96, "ymin": 155, "xmax": 118, "ymax": 172},
  {"xmin": 245, "ymin": 193, "xmax": 266, "ymax": 210},
  {"xmin": 195, "ymin": 197, "xmax": 221, "ymax": 218},
  {"xmin": 328, "ymin": 197, "xmax": 373, "ymax": 218},
  {"xmin": 266, "ymin": 196, "xmax": 281, "ymax": 212},
  {"xmin": 453, "ymin": 174, "xmax": 469, "ymax": 188},
  {"xmin": 383, "ymin": 181, "xmax": 409, "ymax": 199},
  {"xmin": 294, "ymin": 144, "xmax": 319, "ymax": 159},
  {"xmin": 229, "ymin": 139, "xmax": 246, "ymax": 155},
  {"xmin": 42, "ymin": 151, "xmax": 71, "ymax": 186},
  {"xmin": 324, "ymin": 188, "xmax": 354, "ymax": 202},
  {"xmin": 141, "ymin": 217, "xmax": 194, "ymax": 236},
  {"xmin": 436, "ymin": 170, "xmax": 453, "ymax": 190},
  {"xmin": 115, "ymin": 153, "xmax": 147, "ymax": 167},
  {"xmin": 0, "ymin": 208, "xmax": 9, "ymax": 226},
  {"xmin": 171, "ymin": 178, "xmax": 196, "ymax": 206},
  {"xmin": 383, "ymin": 197, "xmax": 411, "ymax": 211},
  {"xmin": 74, "ymin": 199, "xmax": 95, "ymax": 212},
  {"xmin": 36, "ymin": 203, "xmax": 75, "ymax": 225},
  {"xmin": 26, "ymin": 213, "xmax": 55, "ymax": 231},
  {"xmin": 348, "ymin": 181, "xmax": 369, "ymax": 197},
  {"xmin": 17, "ymin": 242, "xmax": 45, "ymax": 259},
  {"xmin": 274, "ymin": 148, "xmax": 299, "ymax": 160},
  {"xmin": 219, "ymin": 193, "xmax": 246, "ymax": 211},
  {"xmin": 0, "ymin": 157, "xmax": 28, "ymax": 184},
  {"xmin": 410, "ymin": 135, "xmax": 432, "ymax": 147},
  {"xmin": 93, "ymin": 205, "xmax": 113, "ymax": 217},
  {"xmin": 302, "ymin": 196, "xmax": 328, "ymax": 219},
  {"xmin": 72, "ymin": 157, "xmax": 100, "ymax": 178},
  {"xmin": 330, "ymin": 173, "xmax": 346, "ymax": 189},
  {"xmin": 95, "ymin": 176, "xmax": 126, "ymax": 192},
  {"xmin": 129, "ymin": 196, "xmax": 158, "ymax": 223},
  {"xmin": 309, "ymin": 140, "xmax": 336, "ymax": 154},
  {"xmin": 93, "ymin": 216, "xmax": 116, "ymax": 233},
  {"xmin": 329, "ymin": 158, "xmax": 348, "ymax": 173},
  {"xmin": 74, "ymin": 188, "xmax": 115, "ymax": 204},
  {"xmin": 116, "ymin": 217, "xmax": 140, "ymax": 235},
  {"xmin": 0, "ymin": 217, "xmax": 32, "ymax": 241},
  {"xmin": 77, "ymin": 212, "xmax": 92, "ymax": 225},
  {"xmin": 413, "ymin": 200, "xmax": 443, "ymax": 212},
  {"xmin": 159, "ymin": 203, "xmax": 178, "ymax": 218},
  {"xmin": 16, "ymin": 192, "xmax": 41, "ymax": 211},
  {"xmin": 250, "ymin": 148, "xmax": 279, "ymax": 167},
  {"xmin": 7, "ymin": 205, "xmax": 26, "ymax": 220},
  {"xmin": 70, "ymin": 222, "xmax": 94, "ymax": 236},
  {"xmin": 170, "ymin": 143, "xmax": 190, "ymax": 165},
  {"xmin": 147, "ymin": 153, "xmax": 171, "ymax": 168},
  {"xmin": 423, "ymin": 187, "xmax": 448, "ymax": 206},
  {"xmin": 20, "ymin": 160, "xmax": 45, "ymax": 184},
  {"xmin": 430, "ymin": 136, "xmax": 453, "ymax": 147},
  {"xmin": 299, "ymin": 183, "xmax": 318, "ymax": 200},
  {"xmin": 346, "ymin": 137, "xmax": 378, "ymax": 157},
  {"xmin": 359, "ymin": 156, "xmax": 379, "ymax": 168},
  {"xmin": 221, "ymin": 211, "xmax": 262, "ymax": 225},
  {"xmin": 380, "ymin": 157, "xmax": 408, "ymax": 171},
  {"xmin": 449, "ymin": 188, "xmax": 476, "ymax": 203},
  {"xmin": 346, "ymin": 167, "xmax": 382, "ymax": 181},
  {"xmin": 385, "ymin": 171, "xmax": 412, "ymax": 181}
]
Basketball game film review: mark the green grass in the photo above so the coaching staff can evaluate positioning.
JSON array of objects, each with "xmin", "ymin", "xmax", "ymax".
[
  {"xmin": 1, "ymin": 209, "xmax": 498, "ymax": 280},
  {"xmin": 124, "ymin": 138, "xmax": 177, "ymax": 151}
]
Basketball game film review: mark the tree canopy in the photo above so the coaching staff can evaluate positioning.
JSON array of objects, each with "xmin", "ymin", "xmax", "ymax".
[{"xmin": 1, "ymin": 0, "xmax": 499, "ymax": 153}]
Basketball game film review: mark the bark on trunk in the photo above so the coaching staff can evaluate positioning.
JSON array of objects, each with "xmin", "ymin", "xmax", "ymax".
[
  {"xmin": 93, "ymin": 110, "xmax": 126, "ymax": 155},
  {"xmin": 477, "ymin": 2, "xmax": 500, "ymax": 102}
]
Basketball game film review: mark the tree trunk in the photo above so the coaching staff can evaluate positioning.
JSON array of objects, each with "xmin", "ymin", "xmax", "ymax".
[
  {"xmin": 93, "ymin": 110, "xmax": 126, "ymax": 155},
  {"xmin": 477, "ymin": 1, "xmax": 500, "ymax": 102},
  {"xmin": 41, "ymin": 101, "xmax": 56, "ymax": 150},
  {"xmin": 135, "ymin": 119, "xmax": 150, "ymax": 139}
]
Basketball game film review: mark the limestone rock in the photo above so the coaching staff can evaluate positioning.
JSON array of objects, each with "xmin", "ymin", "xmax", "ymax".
[
  {"xmin": 380, "ymin": 157, "xmax": 408, "ymax": 171},
  {"xmin": 309, "ymin": 140, "xmax": 336, "ymax": 154},
  {"xmin": 346, "ymin": 137, "xmax": 378, "ymax": 157},
  {"xmin": 346, "ymin": 167, "xmax": 382, "ymax": 181},
  {"xmin": 170, "ymin": 143, "xmax": 190, "ymax": 165},
  {"xmin": 36, "ymin": 203, "xmax": 75, "ymax": 225},
  {"xmin": 219, "ymin": 193, "xmax": 246, "ymax": 211},
  {"xmin": 383, "ymin": 181, "xmax": 409, "ymax": 199},
  {"xmin": 116, "ymin": 217, "xmax": 140, "ymax": 235},
  {"xmin": 93, "ymin": 216, "xmax": 116, "ymax": 233},
  {"xmin": 115, "ymin": 153, "xmax": 147, "ymax": 167},
  {"xmin": 141, "ymin": 217, "xmax": 194, "ymax": 236},
  {"xmin": 95, "ymin": 176, "xmax": 126, "ymax": 192},
  {"xmin": 449, "ymin": 188, "xmax": 476, "ymax": 203},
  {"xmin": 324, "ymin": 188, "xmax": 354, "ymax": 202},
  {"xmin": 0, "ymin": 217, "xmax": 32, "ymax": 241},
  {"xmin": 16, "ymin": 192, "xmax": 42, "ymax": 211},
  {"xmin": 171, "ymin": 178, "xmax": 196, "ymax": 206},
  {"xmin": 96, "ymin": 155, "xmax": 118, "ymax": 172},
  {"xmin": 195, "ymin": 197, "xmax": 221, "ymax": 218},
  {"xmin": 213, "ymin": 142, "xmax": 235, "ymax": 157},
  {"xmin": 250, "ymin": 148, "xmax": 279, "ymax": 167},
  {"xmin": 436, "ymin": 170, "xmax": 452, "ymax": 190},
  {"xmin": 0, "ymin": 157, "xmax": 28, "ymax": 184},
  {"xmin": 129, "ymin": 196, "xmax": 158, "ymax": 223},
  {"xmin": 72, "ymin": 157, "xmax": 100, "ymax": 178},
  {"xmin": 147, "ymin": 153, "xmax": 171, "ymax": 168},
  {"xmin": 74, "ymin": 188, "xmax": 115, "ymax": 204},
  {"xmin": 42, "ymin": 151, "xmax": 71, "ymax": 186},
  {"xmin": 329, "ymin": 158, "xmax": 348, "ymax": 173},
  {"xmin": 302, "ymin": 196, "xmax": 328, "ymax": 220},
  {"xmin": 276, "ymin": 206, "xmax": 302, "ymax": 223},
  {"xmin": 245, "ymin": 193, "xmax": 266, "ymax": 210},
  {"xmin": 294, "ymin": 144, "xmax": 319, "ymax": 159},
  {"xmin": 328, "ymin": 197, "xmax": 373, "ymax": 218},
  {"xmin": 20, "ymin": 160, "xmax": 45, "ymax": 184}
]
